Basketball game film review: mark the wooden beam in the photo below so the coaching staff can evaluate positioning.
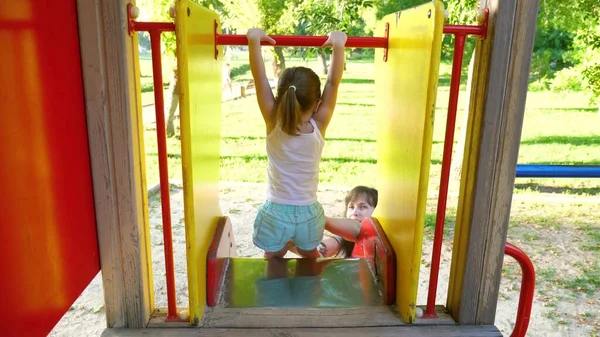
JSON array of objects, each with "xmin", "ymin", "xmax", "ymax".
[
  {"xmin": 102, "ymin": 325, "xmax": 502, "ymax": 337},
  {"xmin": 76, "ymin": 0, "xmax": 153, "ymax": 327},
  {"xmin": 447, "ymin": 0, "xmax": 539, "ymax": 324}
]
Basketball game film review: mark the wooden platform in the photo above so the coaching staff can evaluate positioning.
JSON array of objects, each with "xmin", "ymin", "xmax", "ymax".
[
  {"xmin": 102, "ymin": 325, "xmax": 502, "ymax": 337},
  {"xmin": 201, "ymin": 306, "xmax": 424, "ymax": 328},
  {"xmin": 148, "ymin": 305, "xmax": 456, "ymax": 329}
]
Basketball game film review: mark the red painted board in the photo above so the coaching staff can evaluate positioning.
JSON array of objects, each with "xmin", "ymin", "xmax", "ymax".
[
  {"xmin": 351, "ymin": 217, "xmax": 396, "ymax": 305},
  {"xmin": 0, "ymin": 1, "xmax": 100, "ymax": 336},
  {"xmin": 207, "ymin": 217, "xmax": 237, "ymax": 307}
]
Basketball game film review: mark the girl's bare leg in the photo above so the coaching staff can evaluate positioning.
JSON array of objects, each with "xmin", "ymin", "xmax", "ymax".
[
  {"xmin": 296, "ymin": 248, "xmax": 321, "ymax": 258},
  {"xmin": 265, "ymin": 247, "xmax": 288, "ymax": 259}
]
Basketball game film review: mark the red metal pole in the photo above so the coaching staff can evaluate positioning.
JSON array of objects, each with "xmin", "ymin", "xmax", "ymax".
[
  {"xmin": 149, "ymin": 31, "xmax": 179, "ymax": 321},
  {"xmin": 443, "ymin": 24, "xmax": 483, "ymax": 36},
  {"xmin": 216, "ymin": 34, "xmax": 388, "ymax": 48},
  {"xmin": 134, "ymin": 21, "xmax": 175, "ymax": 32},
  {"xmin": 128, "ymin": 19, "xmax": 487, "ymax": 41},
  {"xmin": 425, "ymin": 33, "xmax": 467, "ymax": 317},
  {"xmin": 505, "ymin": 242, "xmax": 536, "ymax": 337}
]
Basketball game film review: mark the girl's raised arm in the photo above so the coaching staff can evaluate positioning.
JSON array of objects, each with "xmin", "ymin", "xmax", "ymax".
[
  {"xmin": 313, "ymin": 31, "xmax": 347, "ymax": 137},
  {"xmin": 247, "ymin": 28, "xmax": 277, "ymax": 127}
]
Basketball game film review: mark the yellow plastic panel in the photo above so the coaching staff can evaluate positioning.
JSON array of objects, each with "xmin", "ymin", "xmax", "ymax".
[
  {"xmin": 175, "ymin": 0, "xmax": 223, "ymax": 324},
  {"xmin": 374, "ymin": 1, "xmax": 445, "ymax": 323}
]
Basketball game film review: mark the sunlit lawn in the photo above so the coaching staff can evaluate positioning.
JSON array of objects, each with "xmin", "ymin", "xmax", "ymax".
[
  {"xmin": 141, "ymin": 55, "xmax": 599, "ymax": 196},
  {"xmin": 139, "ymin": 52, "xmax": 600, "ymax": 336}
]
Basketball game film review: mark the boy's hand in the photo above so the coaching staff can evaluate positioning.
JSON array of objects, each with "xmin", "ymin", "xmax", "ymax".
[
  {"xmin": 246, "ymin": 28, "xmax": 276, "ymax": 45},
  {"xmin": 322, "ymin": 30, "xmax": 347, "ymax": 48}
]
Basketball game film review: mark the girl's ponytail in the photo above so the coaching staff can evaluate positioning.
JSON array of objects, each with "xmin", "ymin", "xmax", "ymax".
[
  {"xmin": 277, "ymin": 87, "xmax": 302, "ymax": 136},
  {"xmin": 274, "ymin": 67, "xmax": 321, "ymax": 136}
]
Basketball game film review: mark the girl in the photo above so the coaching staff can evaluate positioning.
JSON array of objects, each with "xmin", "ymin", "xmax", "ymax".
[{"xmin": 247, "ymin": 28, "xmax": 347, "ymax": 258}]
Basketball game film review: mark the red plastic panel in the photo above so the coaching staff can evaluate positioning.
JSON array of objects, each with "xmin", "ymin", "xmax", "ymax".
[
  {"xmin": 207, "ymin": 217, "xmax": 237, "ymax": 306},
  {"xmin": 0, "ymin": 1, "xmax": 100, "ymax": 336},
  {"xmin": 351, "ymin": 218, "xmax": 396, "ymax": 305}
]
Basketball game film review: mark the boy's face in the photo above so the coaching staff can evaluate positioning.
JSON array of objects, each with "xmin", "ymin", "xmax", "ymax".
[{"xmin": 346, "ymin": 196, "xmax": 375, "ymax": 221}]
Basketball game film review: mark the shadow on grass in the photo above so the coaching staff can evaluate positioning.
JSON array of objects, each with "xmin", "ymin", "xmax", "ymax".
[
  {"xmin": 221, "ymin": 155, "xmax": 379, "ymax": 164},
  {"xmin": 528, "ymin": 107, "xmax": 599, "ymax": 112},
  {"xmin": 341, "ymin": 78, "xmax": 375, "ymax": 84},
  {"xmin": 146, "ymin": 152, "xmax": 443, "ymax": 166},
  {"xmin": 219, "ymin": 152, "xmax": 441, "ymax": 165},
  {"xmin": 223, "ymin": 136, "xmax": 443, "ymax": 145},
  {"xmin": 437, "ymin": 73, "xmax": 468, "ymax": 87},
  {"xmin": 337, "ymin": 102, "xmax": 375, "ymax": 107},
  {"xmin": 519, "ymin": 160, "xmax": 600, "ymax": 165},
  {"xmin": 223, "ymin": 136, "xmax": 378, "ymax": 142},
  {"xmin": 147, "ymin": 153, "xmax": 181, "ymax": 159},
  {"xmin": 423, "ymin": 212, "xmax": 456, "ymax": 240},
  {"xmin": 513, "ymin": 182, "xmax": 600, "ymax": 196},
  {"xmin": 520, "ymin": 135, "xmax": 600, "ymax": 146}
]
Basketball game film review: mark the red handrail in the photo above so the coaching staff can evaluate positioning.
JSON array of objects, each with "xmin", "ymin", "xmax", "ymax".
[
  {"xmin": 424, "ymin": 8, "xmax": 488, "ymax": 317},
  {"xmin": 505, "ymin": 242, "xmax": 536, "ymax": 337},
  {"xmin": 147, "ymin": 30, "xmax": 181, "ymax": 323},
  {"xmin": 128, "ymin": 3, "xmax": 182, "ymax": 322},
  {"xmin": 424, "ymin": 32, "xmax": 467, "ymax": 317},
  {"xmin": 216, "ymin": 34, "xmax": 387, "ymax": 48}
]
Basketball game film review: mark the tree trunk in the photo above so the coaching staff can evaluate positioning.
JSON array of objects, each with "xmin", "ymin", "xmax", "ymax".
[
  {"xmin": 166, "ymin": 68, "xmax": 179, "ymax": 138},
  {"xmin": 271, "ymin": 47, "xmax": 286, "ymax": 78},
  {"xmin": 449, "ymin": 48, "xmax": 476, "ymax": 187},
  {"xmin": 318, "ymin": 51, "xmax": 328, "ymax": 75}
]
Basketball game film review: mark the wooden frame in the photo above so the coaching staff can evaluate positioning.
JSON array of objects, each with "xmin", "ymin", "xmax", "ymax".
[
  {"xmin": 447, "ymin": 0, "xmax": 539, "ymax": 324},
  {"xmin": 76, "ymin": 0, "xmax": 154, "ymax": 328},
  {"xmin": 76, "ymin": 0, "xmax": 539, "ymax": 334}
]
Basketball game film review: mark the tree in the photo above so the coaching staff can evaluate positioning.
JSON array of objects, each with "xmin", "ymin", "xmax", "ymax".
[
  {"xmin": 374, "ymin": 0, "xmax": 426, "ymax": 20},
  {"xmin": 137, "ymin": 0, "xmax": 227, "ymax": 137},
  {"xmin": 258, "ymin": 0, "xmax": 290, "ymax": 78},
  {"xmin": 288, "ymin": 0, "xmax": 373, "ymax": 74},
  {"xmin": 536, "ymin": 0, "xmax": 600, "ymax": 106},
  {"xmin": 221, "ymin": 0, "xmax": 292, "ymax": 78}
]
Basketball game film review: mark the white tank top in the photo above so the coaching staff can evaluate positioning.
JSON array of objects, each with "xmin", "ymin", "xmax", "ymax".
[{"xmin": 266, "ymin": 118, "xmax": 325, "ymax": 205}]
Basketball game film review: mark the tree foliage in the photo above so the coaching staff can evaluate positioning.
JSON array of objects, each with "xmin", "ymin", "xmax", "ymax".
[
  {"xmin": 534, "ymin": 0, "xmax": 600, "ymax": 102},
  {"xmin": 136, "ymin": 0, "xmax": 226, "ymax": 65},
  {"xmin": 136, "ymin": 0, "xmax": 599, "ymax": 103}
]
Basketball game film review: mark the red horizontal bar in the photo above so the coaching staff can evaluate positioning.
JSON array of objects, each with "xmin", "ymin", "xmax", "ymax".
[
  {"xmin": 217, "ymin": 34, "xmax": 388, "ymax": 48},
  {"xmin": 443, "ymin": 24, "xmax": 484, "ymax": 36},
  {"xmin": 130, "ymin": 22, "xmax": 484, "ymax": 41},
  {"xmin": 132, "ymin": 21, "xmax": 175, "ymax": 33}
]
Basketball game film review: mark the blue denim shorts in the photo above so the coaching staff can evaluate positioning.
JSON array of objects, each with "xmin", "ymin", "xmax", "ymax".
[{"xmin": 253, "ymin": 200, "xmax": 326, "ymax": 252}]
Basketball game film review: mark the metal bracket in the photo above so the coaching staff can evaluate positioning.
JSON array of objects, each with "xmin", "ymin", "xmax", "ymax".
[
  {"xmin": 383, "ymin": 22, "xmax": 389, "ymax": 62},
  {"xmin": 478, "ymin": 8, "xmax": 489, "ymax": 40},
  {"xmin": 214, "ymin": 19, "xmax": 219, "ymax": 60},
  {"xmin": 127, "ymin": 3, "xmax": 136, "ymax": 36}
]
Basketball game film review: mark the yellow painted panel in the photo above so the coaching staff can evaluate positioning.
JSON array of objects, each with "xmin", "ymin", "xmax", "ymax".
[
  {"xmin": 374, "ymin": 1, "xmax": 445, "ymax": 323},
  {"xmin": 175, "ymin": 0, "xmax": 223, "ymax": 325}
]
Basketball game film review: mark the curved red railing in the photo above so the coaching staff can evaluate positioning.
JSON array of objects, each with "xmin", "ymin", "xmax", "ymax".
[{"xmin": 504, "ymin": 242, "xmax": 536, "ymax": 337}]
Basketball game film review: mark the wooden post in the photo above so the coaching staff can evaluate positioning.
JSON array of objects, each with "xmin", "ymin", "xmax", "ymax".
[
  {"xmin": 76, "ymin": 0, "xmax": 154, "ymax": 328},
  {"xmin": 447, "ymin": 0, "xmax": 539, "ymax": 324}
]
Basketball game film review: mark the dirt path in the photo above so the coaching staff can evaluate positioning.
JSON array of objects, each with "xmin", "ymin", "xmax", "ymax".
[{"xmin": 49, "ymin": 183, "xmax": 599, "ymax": 336}]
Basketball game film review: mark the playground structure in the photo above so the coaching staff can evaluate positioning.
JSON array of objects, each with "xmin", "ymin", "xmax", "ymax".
[{"xmin": 0, "ymin": 0, "xmax": 552, "ymax": 336}]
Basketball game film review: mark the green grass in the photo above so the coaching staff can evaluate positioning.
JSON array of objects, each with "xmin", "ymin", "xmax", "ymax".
[
  {"xmin": 141, "ymin": 58, "xmax": 599, "ymax": 195},
  {"xmin": 560, "ymin": 265, "xmax": 600, "ymax": 295},
  {"xmin": 140, "ymin": 55, "xmax": 600, "ymax": 334}
]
